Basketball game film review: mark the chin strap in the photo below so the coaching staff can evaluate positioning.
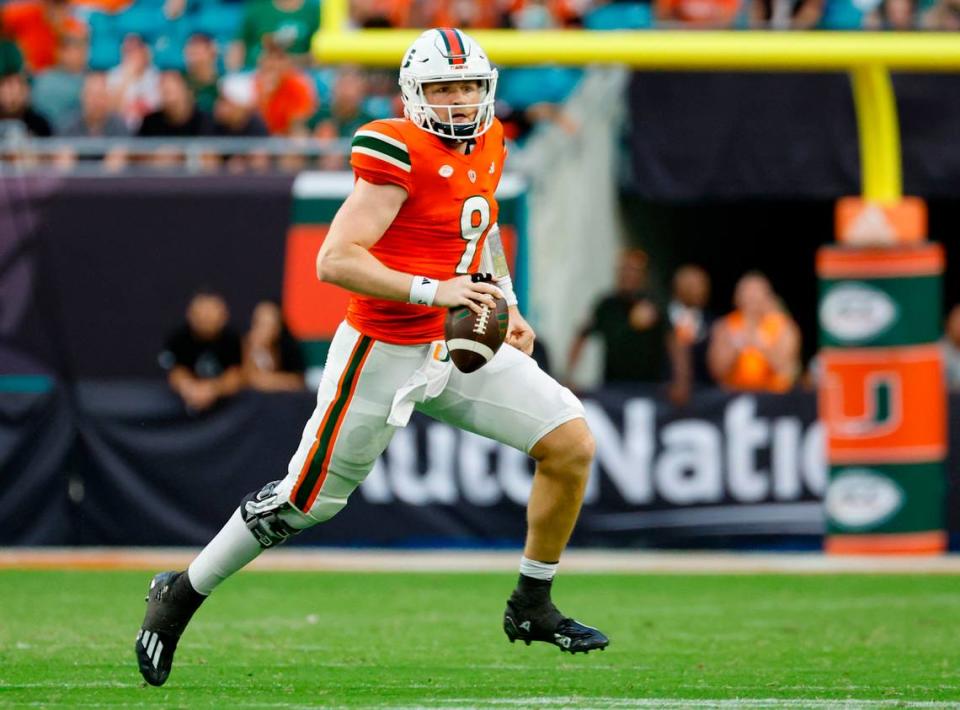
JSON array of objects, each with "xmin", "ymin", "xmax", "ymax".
[{"xmin": 429, "ymin": 120, "xmax": 480, "ymax": 141}]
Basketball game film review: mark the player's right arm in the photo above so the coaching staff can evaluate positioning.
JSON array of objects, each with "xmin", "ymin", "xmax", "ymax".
[
  {"xmin": 315, "ymin": 177, "xmax": 411, "ymax": 299},
  {"xmin": 316, "ymin": 181, "xmax": 502, "ymax": 314}
]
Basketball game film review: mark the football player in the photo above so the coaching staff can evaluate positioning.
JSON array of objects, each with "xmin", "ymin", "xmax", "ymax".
[{"xmin": 135, "ymin": 28, "xmax": 608, "ymax": 687}]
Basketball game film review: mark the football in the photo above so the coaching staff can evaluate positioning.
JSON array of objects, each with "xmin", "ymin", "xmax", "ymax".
[{"xmin": 444, "ymin": 288, "xmax": 509, "ymax": 373}]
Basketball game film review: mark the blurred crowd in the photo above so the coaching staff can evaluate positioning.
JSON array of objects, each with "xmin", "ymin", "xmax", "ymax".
[
  {"xmin": 159, "ymin": 252, "xmax": 960, "ymax": 412},
  {"xmin": 160, "ymin": 291, "xmax": 306, "ymax": 412},
  {"xmin": 565, "ymin": 249, "xmax": 804, "ymax": 404},
  {"xmin": 0, "ymin": 0, "xmax": 955, "ymax": 172},
  {"xmin": 351, "ymin": 0, "xmax": 960, "ymax": 31},
  {"xmin": 565, "ymin": 249, "xmax": 960, "ymax": 401},
  {"xmin": 0, "ymin": 0, "xmax": 586, "ymax": 171}
]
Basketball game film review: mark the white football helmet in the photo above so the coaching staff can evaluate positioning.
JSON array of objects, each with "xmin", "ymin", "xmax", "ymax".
[{"xmin": 399, "ymin": 28, "xmax": 498, "ymax": 141}]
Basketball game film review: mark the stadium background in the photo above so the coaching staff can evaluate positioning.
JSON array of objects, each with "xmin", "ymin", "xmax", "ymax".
[
  {"xmin": 1, "ymin": 1, "xmax": 960, "ymax": 549},
  {"xmin": 4, "ymin": 2, "xmax": 960, "ymax": 708}
]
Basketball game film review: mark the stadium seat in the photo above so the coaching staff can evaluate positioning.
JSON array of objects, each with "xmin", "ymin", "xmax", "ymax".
[
  {"xmin": 498, "ymin": 67, "xmax": 583, "ymax": 109},
  {"xmin": 195, "ymin": 3, "xmax": 244, "ymax": 42},
  {"xmin": 311, "ymin": 68, "xmax": 337, "ymax": 105},
  {"xmin": 152, "ymin": 32, "xmax": 187, "ymax": 70},
  {"xmin": 584, "ymin": 2, "xmax": 653, "ymax": 29},
  {"xmin": 115, "ymin": 3, "xmax": 167, "ymax": 40},
  {"xmin": 89, "ymin": 33, "xmax": 122, "ymax": 70},
  {"xmin": 85, "ymin": 10, "xmax": 117, "ymax": 40},
  {"xmin": 362, "ymin": 95, "xmax": 393, "ymax": 120},
  {"xmin": 819, "ymin": 0, "xmax": 869, "ymax": 29}
]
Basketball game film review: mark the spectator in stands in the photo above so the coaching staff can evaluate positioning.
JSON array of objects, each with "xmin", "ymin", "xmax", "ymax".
[
  {"xmin": 58, "ymin": 71, "xmax": 129, "ymax": 170},
  {"xmin": 865, "ymin": 0, "xmax": 916, "ymax": 28},
  {"xmin": 1, "ymin": 0, "xmax": 85, "ymax": 74},
  {"xmin": 137, "ymin": 70, "xmax": 213, "ymax": 168},
  {"xmin": 228, "ymin": 0, "xmax": 320, "ymax": 71},
  {"xmin": 351, "ymin": 0, "xmax": 403, "ymax": 28},
  {"xmin": 60, "ymin": 71, "xmax": 127, "ymax": 136},
  {"xmin": 666, "ymin": 264, "xmax": 714, "ymax": 406},
  {"xmin": 920, "ymin": 0, "xmax": 960, "ymax": 28},
  {"xmin": 311, "ymin": 66, "xmax": 373, "ymax": 169},
  {"xmin": 0, "ymin": 34, "xmax": 24, "ymax": 77},
  {"xmin": 566, "ymin": 248, "xmax": 667, "ymax": 387},
  {"xmin": 0, "ymin": 71, "xmax": 52, "ymax": 137},
  {"xmin": 657, "ymin": 0, "xmax": 741, "ymax": 27},
  {"xmin": 138, "ymin": 70, "xmax": 212, "ymax": 137},
  {"xmin": 254, "ymin": 37, "xmax": 316, "ymax": 136},
  {"xmin": 107, "ymin": 33, "xmax": 160, "ymax": 131},
  {"xmin": 941, "ymin": 305, "xmax": 960, "ymax": 389},
  {"xmin": 708, "ymin": 271, "xmax": 800, "ymax": 393},
  {"xmin": 242, "ymin": 300, "xmax": 305, "ymax": 391},
  {"xmin": 212, "ymin": 73, "xmax": 270, "ymax": 172},
  {"xmin": 160, "ymin": 290, "xmax": 243, "ymax": 412},
  {"xmin": 497, "ymin": 66, "xmax": 580, "ymax": 142},
  {"xmin": 213, "ymin": 74, "xmax": 266, "ymax": 136},
  {"xmin": 508, "ymin": 0, "xmax": 581, "ymax": 28},
  {"xmin": 162, "ymin": 0, "xmax": 188, "ymax": 21},
  {"xmin": 311, "ymin": 66, "xmax": 371, "ymax": 139},
  {"xmin": 750, "ymin": 0, "xmax": 825, "ymax": 28},
  {"xmin": 184, "ymin": 32, "xmax": 220, "ymax": 115},
  {"xmin": 429, "ymin": 0, "xmax": 505, "ymax": 28},
  {"xmin": 31, "ymin": 24, "xmax": 87, "ymax": 133},
  {"xmin": 70, "ymin": 0, "xmax": 132, "ymax": 12}
]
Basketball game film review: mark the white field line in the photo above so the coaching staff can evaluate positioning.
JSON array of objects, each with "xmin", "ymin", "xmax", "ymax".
[
  {"xmin": 400, "ymin": 701, "xmax": 960, "ymax": 709},
  {"xmin": 1, "ymin": 691, "xmax": 957, "ymax": 710},
  {"xmin": 2, "ymin": 548, "xmax": 960, "ymax": 574}
]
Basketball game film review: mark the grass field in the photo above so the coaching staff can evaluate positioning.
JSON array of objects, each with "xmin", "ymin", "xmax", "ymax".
[{"xmin": 1, "ymin": 569, "xmax": 959, "ymax": 708}]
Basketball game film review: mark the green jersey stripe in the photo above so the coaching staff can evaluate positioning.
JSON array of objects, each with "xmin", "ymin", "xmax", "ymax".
[{"xmin": 351, "ymin": 135, "xmax": 410, "ymax": 166}]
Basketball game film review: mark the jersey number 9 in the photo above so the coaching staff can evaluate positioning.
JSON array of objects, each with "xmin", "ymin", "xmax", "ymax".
[{"xmin": 456, "ymin": 195, "xmax": 491, "ymax": 274}]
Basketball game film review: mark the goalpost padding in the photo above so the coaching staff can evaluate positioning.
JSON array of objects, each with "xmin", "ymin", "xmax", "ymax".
[{"xmin": 817, "ymin": 244, "xmax": 946, "ymax": 554}]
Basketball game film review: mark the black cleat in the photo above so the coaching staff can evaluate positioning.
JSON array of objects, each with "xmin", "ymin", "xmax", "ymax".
[
  {"xmin": 135, "ymin": 570, "xmax": 205, "ymax": 686},
  {"xmin": 503, "ymin": 598, "xmax": 609, "ymax": 654}
]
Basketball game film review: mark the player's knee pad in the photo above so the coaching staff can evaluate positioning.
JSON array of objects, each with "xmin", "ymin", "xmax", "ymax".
[{"xmin": 240, "ymin": 480, "xmax": 311, "ymax": 549}]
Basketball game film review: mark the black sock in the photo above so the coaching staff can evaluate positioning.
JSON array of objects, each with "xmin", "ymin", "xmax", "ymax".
[
  {"xmin": 171, "ymin": 570, "xmax": 207, "ymax": 607},
  {"xmin": 512, "ymin": 573, "xmax": 553, "ymax": 607},
  {"xmin": 146, "ymin": 572, "xmax": 206, "ymax": 637}
]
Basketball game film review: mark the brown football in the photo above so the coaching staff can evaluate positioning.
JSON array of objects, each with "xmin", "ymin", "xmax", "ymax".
[{"xmin": 444, "ymin": 295, "xmax": 509, "ymax": 373}]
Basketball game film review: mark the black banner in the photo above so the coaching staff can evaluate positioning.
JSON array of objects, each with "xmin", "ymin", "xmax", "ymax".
[
  {"xmin": 4, "ymin": 381, "xmax": 956, "ymax": 548},
  {"xmin": 0, "ymin": 175, "xmax": 295, "ymax": 379},
  {"xmin": 627, "ymin": 72, "xmax": 960, "ymax": 200},
  {"xmin": 0, "ymin": 387, "xmax": 73, "ymax": 544}
]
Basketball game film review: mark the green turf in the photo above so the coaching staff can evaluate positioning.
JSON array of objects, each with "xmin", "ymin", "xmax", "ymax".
[{"xmin": 0, "ymin": 570, "xmax": 958, "ymax": 708}]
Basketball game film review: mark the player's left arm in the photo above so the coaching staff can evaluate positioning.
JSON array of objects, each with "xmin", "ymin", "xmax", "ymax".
[
  {"xmin": 481, "ymin": 226, "xmax": 534, "ymax": 356},
  {"xmin": 505, "ymin": 306, "xmax": 535, "ymax": 356}
]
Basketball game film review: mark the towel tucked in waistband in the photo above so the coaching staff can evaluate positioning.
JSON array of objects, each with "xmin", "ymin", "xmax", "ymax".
[{"xmin": 387, "ymin": 341, "xmax": 453, "ymax": 427}]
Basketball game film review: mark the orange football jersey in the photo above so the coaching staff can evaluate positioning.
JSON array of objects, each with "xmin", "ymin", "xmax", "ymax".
[{"xmin": 347, "ymin": 117, "xmax": 507, "ymax": 344}]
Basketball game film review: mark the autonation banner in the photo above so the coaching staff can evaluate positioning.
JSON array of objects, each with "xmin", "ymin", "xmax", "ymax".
[
  {"xmin": 1, "ymin": 383, "xmax": 846, "ymax": 547},
  {"xmin": 348, "ymin": 388, "xmax": 825, "ymax": 546}
]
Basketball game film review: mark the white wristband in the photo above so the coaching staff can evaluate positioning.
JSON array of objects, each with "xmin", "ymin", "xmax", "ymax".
[
  {"xmin": 496, "ymin": 276, "xmax": 519, "ymax": 307},
  {"xmin": 409, "ymin": 275, "xmax": 439, "ymax": 306}
]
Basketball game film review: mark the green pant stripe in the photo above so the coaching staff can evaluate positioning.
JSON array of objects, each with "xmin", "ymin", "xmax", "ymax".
[{"xmin": 293, "ymin": 335, "xmax": 373, "ymax": 511}]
